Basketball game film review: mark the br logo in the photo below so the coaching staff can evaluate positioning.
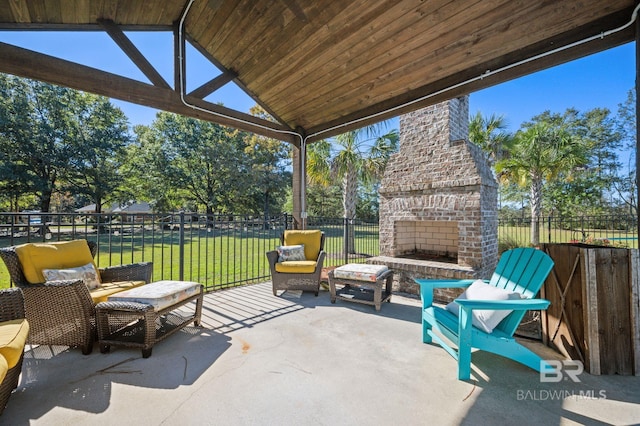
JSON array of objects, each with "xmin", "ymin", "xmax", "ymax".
[{"xmin": 540, "ymin": 360, "xmax": 583, "ymax": 383}]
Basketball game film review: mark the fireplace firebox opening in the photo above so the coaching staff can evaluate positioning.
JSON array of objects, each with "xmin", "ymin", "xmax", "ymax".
[{"xmin": 394, "ymin": 220, "xmax": 458, "ymax": 263}]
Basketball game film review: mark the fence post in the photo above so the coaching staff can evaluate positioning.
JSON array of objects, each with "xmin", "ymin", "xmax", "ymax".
[
  {"xmin": 9, "ymin": 214, "xmax": 15, "ymax": 246},
  {"xmin": 179, "ymin": 211, "xmax": 185, "ymax": 281},
  {"xmin": 547, "ymin": 215, "xmax": 552, "ymax": 244},
  {"xmin": 343, "ymin": 217, "xmax": 349, "ymax": 264}
]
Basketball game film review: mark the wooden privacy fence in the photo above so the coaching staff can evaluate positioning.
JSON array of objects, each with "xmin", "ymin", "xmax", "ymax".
[{"xmin": 541, "ymin": 243, "xmax": 640, "ymax": 376}]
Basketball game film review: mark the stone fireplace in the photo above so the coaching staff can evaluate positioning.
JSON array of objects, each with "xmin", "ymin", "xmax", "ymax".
[{"xmin": 368, "ymin": 97, "xmax": 498, "ymax": 298}]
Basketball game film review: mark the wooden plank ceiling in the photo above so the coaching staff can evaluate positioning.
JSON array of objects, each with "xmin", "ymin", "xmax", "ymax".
[{"xmin": 0, "ymin": 0, "xmax": 636, "ymax": 145}]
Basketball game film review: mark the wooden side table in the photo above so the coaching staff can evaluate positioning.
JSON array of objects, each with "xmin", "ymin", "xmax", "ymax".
[{"xmin": 329, "ymin": 265, "xmax": 393, "ymax": 311}]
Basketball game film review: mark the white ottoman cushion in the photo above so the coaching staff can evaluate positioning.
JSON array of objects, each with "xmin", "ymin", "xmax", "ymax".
[
  {"xmin": 333, "ymin": 264, "xmax": 389, "ymax": 282},
  {"xmin": 108, "ymin": 280, "xmax": 201, "ymax": 311}
]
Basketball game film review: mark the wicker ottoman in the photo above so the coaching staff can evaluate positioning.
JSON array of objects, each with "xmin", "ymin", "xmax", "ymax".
[
  {"xmin": 96, "ymin": 280, "xmax": 203, "ymax": 358},
  {"xmin": 329, "ymin": 264, "xmax": 393, "ymax": 311}
]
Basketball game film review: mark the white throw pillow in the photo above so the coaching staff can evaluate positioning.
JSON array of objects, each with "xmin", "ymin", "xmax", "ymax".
[
  {"xmin": 42, "ymin": 262, "xmax": 101, "ymax": 290},
  {"xmin": 445, "ymin": 279, "xmax": 522, "ymax": 333},
  {"xmin": 276, "ymin": 244, "xmax": 306, "ymax": 262}
]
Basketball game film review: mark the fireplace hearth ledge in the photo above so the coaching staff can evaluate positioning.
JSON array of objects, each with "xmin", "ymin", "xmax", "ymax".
[{"xmin": 367, "ymin": 255, "xmax": 478, "ymax": 297}]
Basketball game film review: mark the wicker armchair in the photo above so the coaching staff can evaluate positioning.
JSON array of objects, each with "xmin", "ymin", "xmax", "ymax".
[
  {"xmin": 0, "ymin": 288, "xmax": 28, "ymax": 415},
  {"xmin": 266, "ymin": 230, "xmax": 326, "ymax": 296},
  {"xmin": 0, "ymin": 240, "xmax": 152, "ymax": 355}
]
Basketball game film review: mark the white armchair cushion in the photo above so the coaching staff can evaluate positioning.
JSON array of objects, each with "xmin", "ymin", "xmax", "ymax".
[{"xmin": 445, "ymin": 279, "xmax": 522, "ymax": 333}]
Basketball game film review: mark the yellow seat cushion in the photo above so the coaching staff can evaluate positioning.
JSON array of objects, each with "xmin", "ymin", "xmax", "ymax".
[
  {"xmin": 15, "ymin": 240, "xmax": 98, "ymax": 284},
  {"xmin": 90, "ymin": 280, "xmax": 146, "ymax": 304},
  {"xmin": 0, "ymin": 319, "xmax": 29, "ymax": 369},
  {"xmin": 283, "ymin": 230, "xmax": 322, "ymax": 260},
  {"xmin": 275, "ymin": 260, "xmax": 317, "ymax": 274},
  {"xmin": 0, "ymin": 354, "xmax": 7, "ymax": 384}
]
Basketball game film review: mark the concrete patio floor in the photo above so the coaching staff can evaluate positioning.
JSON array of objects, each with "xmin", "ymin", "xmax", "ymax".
[{"xmin": 3, "ymin": 282, "xmax": 640, "ymax": 425}]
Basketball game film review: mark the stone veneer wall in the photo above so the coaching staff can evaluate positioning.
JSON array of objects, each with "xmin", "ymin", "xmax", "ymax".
[{"xmin": 374, "ymin": 97, "xmax": 498, "ymax": 295}]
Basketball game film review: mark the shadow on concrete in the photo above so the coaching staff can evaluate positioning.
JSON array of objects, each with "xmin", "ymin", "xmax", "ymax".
[{"xmin": 8, "ymin": 327, "xmax": 230, "ymax": 423}]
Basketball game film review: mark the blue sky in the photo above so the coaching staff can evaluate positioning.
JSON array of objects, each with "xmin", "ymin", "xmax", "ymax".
[
  {"xmin": 470, "ymin": 42, "xmax": 635, "ymax": 132},
  {"xmin": 0, "ymin": 31, "xmax": 635, "ymax": 134}
]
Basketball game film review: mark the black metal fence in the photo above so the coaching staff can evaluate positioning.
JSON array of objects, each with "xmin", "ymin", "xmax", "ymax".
[
  {"xmin": 307, "ymin": 216, "xmax": 380, "ymax": 267},
  {"xmin": 0, "ymin": 212, "xmax": 379, "ymax": 291},
  {"xmin": 3, "ymin": 211, "xmax": 635, "ymax": 290},
  {"xmin": 498, "ymin": 215, "xmax": 638, "ymax": 248}
]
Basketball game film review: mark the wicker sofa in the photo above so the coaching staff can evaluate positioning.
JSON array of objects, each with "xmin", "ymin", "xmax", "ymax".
[
  {"xmin": 0, "ymin": 239, "xmax": 152, "ymax": 355},
  {"xmin": 266, "ymin": 230, "xmax": 326, "ymax": 296},
  {"xmin": 0, "ymin": 288, "xmax": 29, "ymax": 415}
]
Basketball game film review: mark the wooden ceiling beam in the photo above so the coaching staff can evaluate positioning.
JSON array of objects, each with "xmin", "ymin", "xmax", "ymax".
[
  {"xmin": 187, "ymin": 35, "xmax": 290, "ymax": 126},
  {"xmin": 187, "ymin": 70, "xmax": 237, "ymax": 99},
  {"xmin": 173, "ymin": 21, "xmax": 186, "ymax": 92},
  {"xmin": 0, "ymin": 42, "xmax": 297, "ymax": 145},
  {"xmin": 98, "ymin": 18, "xmax": 172, "ymax": 90}
]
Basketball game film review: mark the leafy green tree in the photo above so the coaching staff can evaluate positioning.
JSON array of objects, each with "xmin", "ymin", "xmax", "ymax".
[
  {"xmin": 0, "ymin": 76, "xmax": 78, "ymax": 212},
  {"xmin": 310, "ymin": 125, "xmax": 398, "ymax": 220},
  {"xmin": 614, "ymin": 89, "xmax": 637, "ymax": 215},
  {"xmin": 496, "ymin": 119, "xmax": 589, "ymax": 245},
  {"xmin": 64, "ymin": 93, "xmax": 131, "ymax": 213},
  {"xmin": 576, "ymin": 108, "xmax": 621, "ymax": 181},
  {"xmin": 493, "ymin": 107, "xmax": 626, "ymax": 227},
  {"xmin": 305, "ymin": 183, "xmax": 342, "ymax": 217},
  {"xmin": 617, "ymin": 89, "xmax": 636, "ymax": 153},
  {"xmin": 132, "ymin": 112, "xmax": 253, "ymax": 214},
  {"xmin": 497, "ymin": 180, "xmax": 529, "ymax": 213},
  {"xmin": 535, "ymin": 108, "xmax": 621, "ymax": 217},
  {"xmin": 0, "ymin": 133, "xmax": 33, "ymax": 211},
  {"xmin": 0, "ymin": 76, "xmax": 130, "ymax": 214},
  {"xmin": 122, "ymin": 124, "xmax": 180, "ymax": 212},
  {"xmin": 306, "ymin": 139, "xmax": 332, "ymax": 187},
  {"xmin": 356, "ymin": 182, "xmax": 382, "ymax": 221},
  {"xmin": 0, "ymin": 78, "xmax": 32, "ymax": 211},
  {"xmin": 242, "ymin": 106, "xmax": 292, "ymax": 218}
]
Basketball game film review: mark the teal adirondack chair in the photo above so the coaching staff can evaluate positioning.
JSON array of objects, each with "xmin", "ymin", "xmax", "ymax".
[{"xmin": 415, "ymin": 248, "xmax": 554, "ymax": 380}]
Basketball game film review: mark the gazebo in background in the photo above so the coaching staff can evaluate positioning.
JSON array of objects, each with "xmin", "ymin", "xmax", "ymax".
[{"xmin": 76, "ymin": 201, "xmax": 152, "ymax": 223}]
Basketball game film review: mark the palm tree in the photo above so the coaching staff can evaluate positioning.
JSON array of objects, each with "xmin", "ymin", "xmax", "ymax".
[
  {"xmin": 468, "ymin": 111, "xmax": 513, "ymax": 165},
  {"xmin": 306, "ymin": 139, "xmax": 332, "ymax": 187},
  {"xmin": 307, "ymin": 124, "xmax": 399, "ymax": 253},
  {"xmin": 496, "ymin": 121, "xmax": 588, "ymax": 245}
]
